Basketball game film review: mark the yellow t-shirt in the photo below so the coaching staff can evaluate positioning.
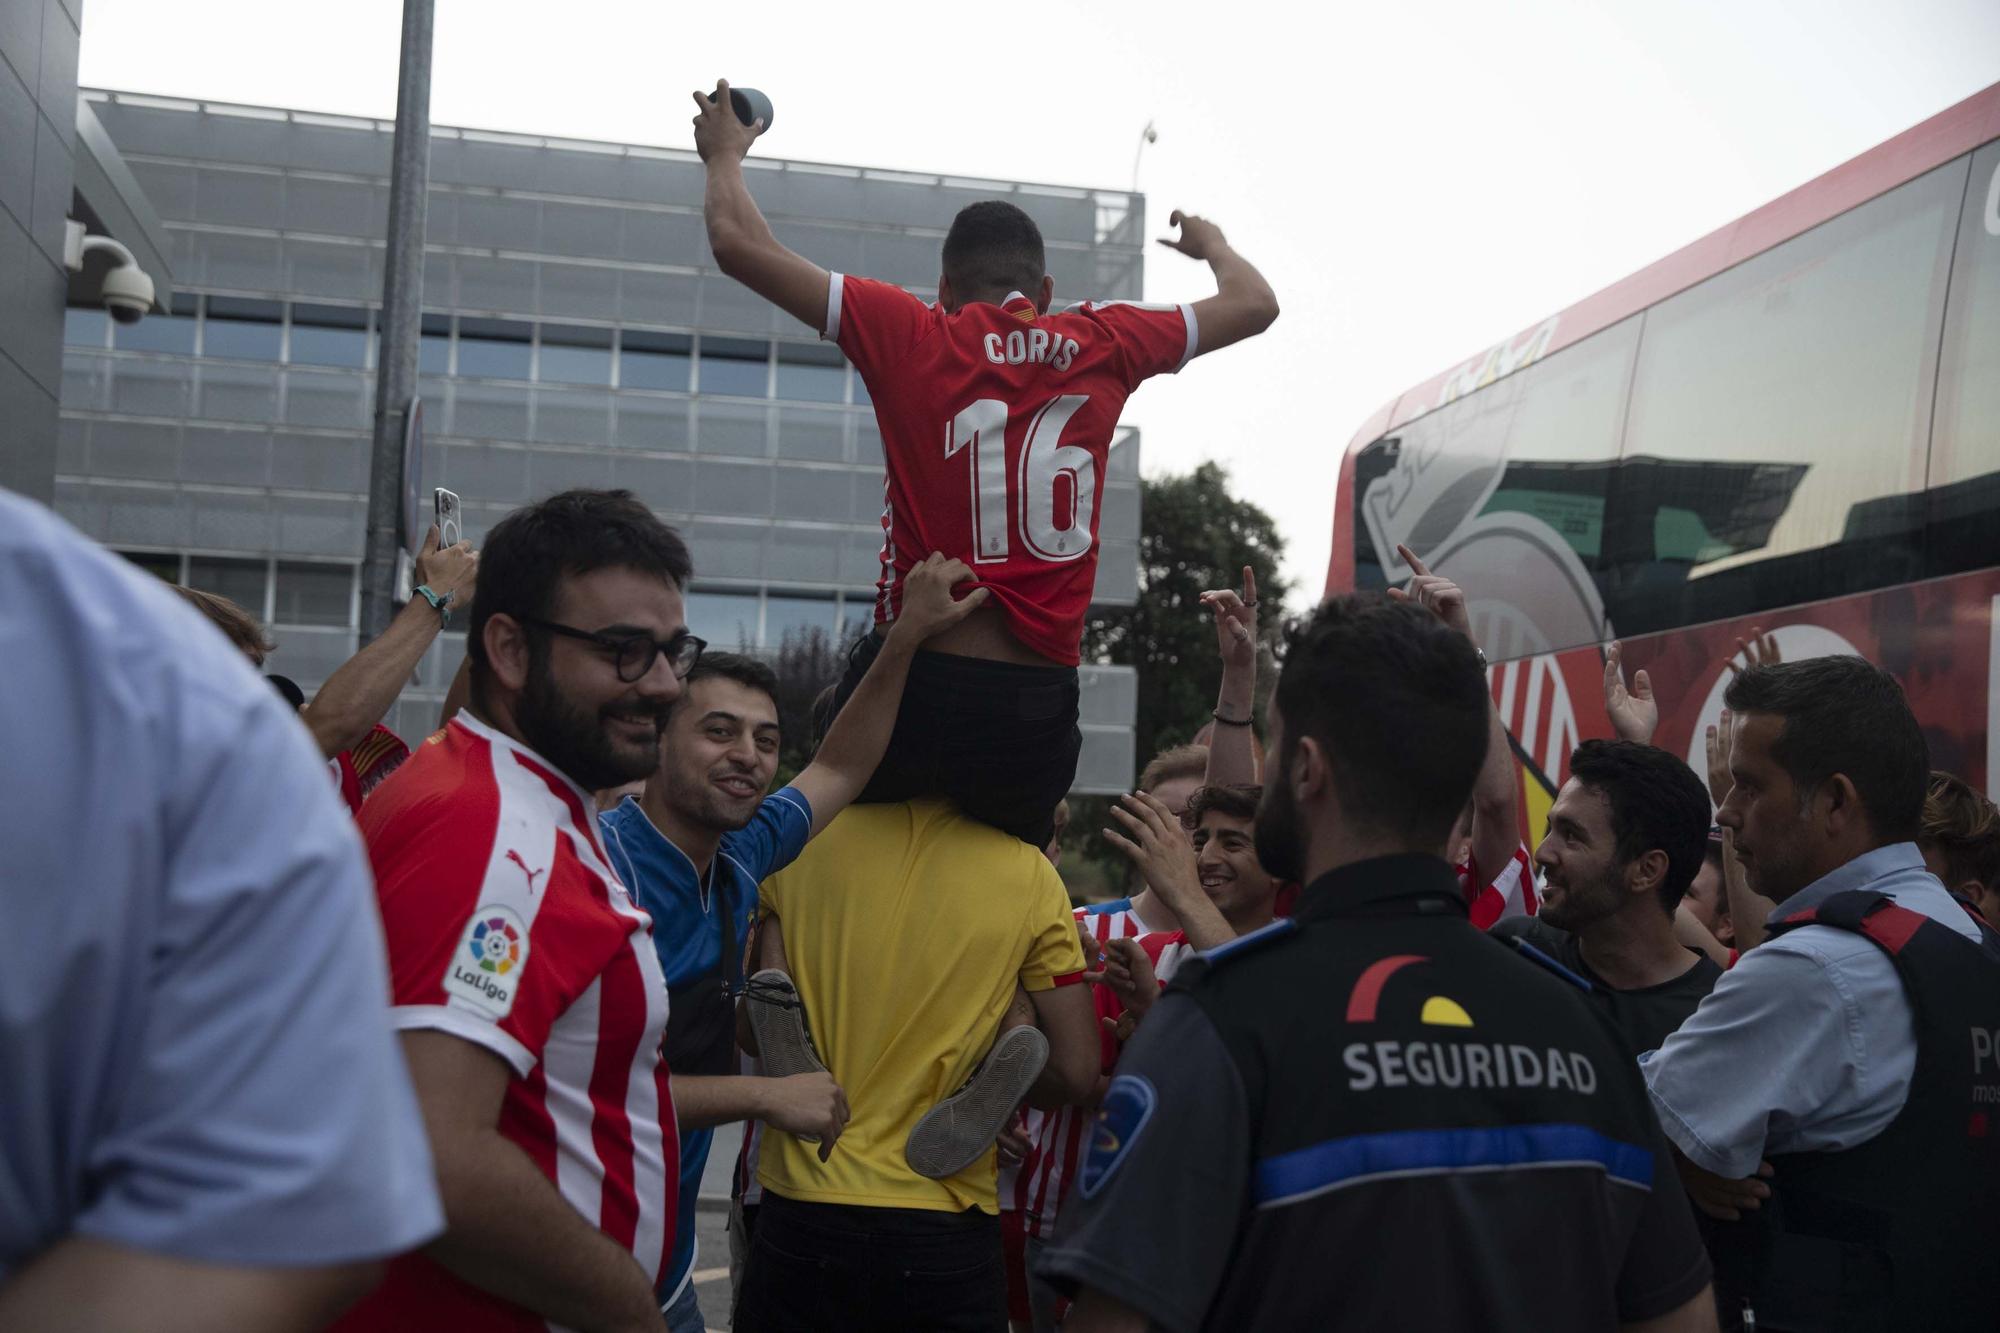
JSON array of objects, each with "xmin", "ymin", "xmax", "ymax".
[{"xmin": 756, "ymin": 798, "xmax": 1086, "ymax": 1214}]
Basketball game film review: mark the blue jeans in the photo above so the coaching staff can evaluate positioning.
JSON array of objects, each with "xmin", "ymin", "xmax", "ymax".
[{"xmin": 663, "ymin": 1279, "xmax": 705, "ymax": 1333}]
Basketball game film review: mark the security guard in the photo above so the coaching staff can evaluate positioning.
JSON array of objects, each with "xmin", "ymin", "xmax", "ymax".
[{"xmin": 1038, "ymin": 593, "xmax": 1716, "ymax": 1333}]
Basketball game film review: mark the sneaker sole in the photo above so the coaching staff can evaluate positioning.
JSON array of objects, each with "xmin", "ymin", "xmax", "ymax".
[
  {"xmin": 746, "ymin": 968, "xmax": 828, "ymax": 1081},
  {"xmin": 905, "ymin": 1025, "xmax": 1050, "ymax": 1180}
]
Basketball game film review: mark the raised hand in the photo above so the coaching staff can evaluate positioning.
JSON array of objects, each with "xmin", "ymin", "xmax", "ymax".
[
  {"xmin": 412, "ymin": 523, "xmax": 478, "ymax": 609},
  {"xmin": 1104, "ymin": 792, "xmax": 1204, "ymax": 915},
  {"xmin": 1156, "ymin": 210, "xmax": 1228, "ymax": 261},
  {"xmin": 690, "ymin": 79, "xmax": 763, "ymax": 163},
  {"xmin": 1726, "ymin": 626, "xmax": 1782, "ymax": 676},
  {"xmin": 1704, "ymin": 707, "xmax": 1735, "ymax": 806},
  {"xmin": 891, "ymin": 552, "xmax": 990, "ymax": 642},
  {"xmin": 1199, "ymin": 566, "xmax": 1258, "ymax": 673},
  {"xmin": 1387, "ymin": 543, "xmax": 1473, "ymax": 642},
  {"xmin": 1602, "ymin": 640, "xmax": 1658, "ymax": 745}
]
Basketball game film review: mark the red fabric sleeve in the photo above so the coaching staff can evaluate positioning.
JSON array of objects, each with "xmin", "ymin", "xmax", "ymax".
[
  {"xmin": 832, "ymin": 274, "xmax": 933, "ymax": 379},
  {"xmin": 1079, "ymin": 301, "xmax": 1193, "ymax": 388}
]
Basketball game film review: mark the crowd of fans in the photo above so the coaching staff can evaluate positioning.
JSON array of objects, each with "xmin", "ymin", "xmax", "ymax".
[{"xmin": 5, "ymin": 77, "xmax": 1999, "ymax": 1333}]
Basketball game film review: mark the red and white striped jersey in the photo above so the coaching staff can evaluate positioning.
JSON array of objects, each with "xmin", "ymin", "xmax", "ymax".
[
  {"xmin": 336, "ymin": 713, "xmax": 678, "ymax": 1332},
  {"xmin": 1463, "ymin": 842, "xmax": 1539, "ymax": 930},
  {"xmin": 1014, "ymin": 910, "xmax": 1190, "ymax": 1239}
]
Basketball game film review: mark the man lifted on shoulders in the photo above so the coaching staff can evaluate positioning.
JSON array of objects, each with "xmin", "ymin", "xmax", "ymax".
[{"xmin": 694, "ymin": 80, "xmax": 1279, "ymax": 847}]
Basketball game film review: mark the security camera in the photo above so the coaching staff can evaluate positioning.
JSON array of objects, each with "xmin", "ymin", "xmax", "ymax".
[
  {"xmin": 100, "ymin": 264, "xmax": 156, "ymax": 325},
  {"xmin": 63, "ymin": 219, "xmax": 156, "ymax": 325}
]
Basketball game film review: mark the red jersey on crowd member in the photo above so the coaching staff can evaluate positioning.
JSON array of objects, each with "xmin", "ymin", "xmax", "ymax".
[
  {"xmin": 1015, "ymin": 912, "xmax": 1191, "ymax": 1243},
  {"xmin": 1464, "ymin": 841, "xmax": 1539, "ymax": 930},
  {"xmin": 331, "ymin": 721, "xmax": 409, "ymax": 815},
  {"xmin": 334, "ymin": 714, "xmax": 678, "ymax": 1331},
  {"xmin": 830, "ymin": 276, "xmax": 1194, "ymax": 665}
]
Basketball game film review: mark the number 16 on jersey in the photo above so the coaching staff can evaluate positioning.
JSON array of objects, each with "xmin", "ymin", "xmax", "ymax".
[{"xmin": 946, "ymin": 395, "xmax": 1097, "ymax": 565}]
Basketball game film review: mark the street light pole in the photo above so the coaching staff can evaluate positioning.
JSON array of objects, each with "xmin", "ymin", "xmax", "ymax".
[
  {"xmin": 1130, "ymin": 120, "xmax": 1158, "ymax": 195},
  {"xmin": 360, "ymin": 0, "xmax": 436, "ymax": 642}
]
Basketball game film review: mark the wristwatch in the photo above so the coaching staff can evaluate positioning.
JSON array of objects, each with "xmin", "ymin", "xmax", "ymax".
[{"xmin": 414, "ymin": 583, "xmax": 453, "ymax": 628}]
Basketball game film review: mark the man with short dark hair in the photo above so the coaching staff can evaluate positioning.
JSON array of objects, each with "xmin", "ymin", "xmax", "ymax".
[
  {"xmin": 693, "ymin": 81, "xmax": 1277, "ymax": 848},
  {"xmin": 598, "ymin": 555, "xmax": 987, "ymax": 1331},
  {"xmin": 1642, "ymin": 656, "xmax": 2000, "ymax": 1330},
  {"xmin": 336, "ymin": 488, "xmax": 700, "ymax": 1333},
  {"xmin": 1043, "ymin": 595, "xmax": 1714, "ymax": 1333},
  {"xmin": 1494, "ymin": 739, "xmax": 1722, "ymax": 1057}
]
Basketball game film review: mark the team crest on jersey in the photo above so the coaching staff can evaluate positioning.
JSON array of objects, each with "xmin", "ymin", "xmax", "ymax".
[
  {"xmin": 1078, "ymin": 1074, "xmax": 1157, "ymax": 1199},
  {"xmin": 449, "ymin": 904, "xmax": 530, "ymax": 1017}
]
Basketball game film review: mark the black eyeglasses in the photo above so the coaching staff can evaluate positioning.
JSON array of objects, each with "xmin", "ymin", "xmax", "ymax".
[{"xmin": 520, "ymin": 617, "xmax": 706, "ymax": 682}]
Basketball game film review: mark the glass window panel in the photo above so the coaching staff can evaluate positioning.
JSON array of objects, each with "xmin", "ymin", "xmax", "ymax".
[
  {"xmin": 274, "ymin": 561, "xmax": 352, "ymax": 627},
  {"xmin": 1930, "ymin": 143, "xmax": 2000, "ymax": 579},
  {"xmin": 852, "ymin": 373, "xmax": 871, "ymax": 406},
  {"xmin": 685, "ymin": 590, "xmax": 763, "ymax": 652},
  {"xmin": 420, "ymin": 312, "xmax": 451, "ymax": 374},
  {"xmin": 118, "ymin": 550, "xmax": 181, "ymax": 583},
  {"xmin": 621, "ymin": 329, "xmax": 691, "ymax": 391},
  {"xmin": 763, "ymin": 594, "xmax": 835, "ymax": 648},
  {"xmin": 775, "ymin": 342, "xmax": 848, "ymax": 403},
  {"xmin": 1612, "ymin": 162, "xmax": 1960, "ymax": 634},
  {"xmin": 186, "ymin": 555, "xmax": 268, "ymax": 618},
  {"xmin": 698, "ymin": 336, "xmax": 770, "ymax": 397},
  {"xmin": 289, "ymin": 302, "xmax": 369, "ymax": 367},
  {"xmin": 204, "ymin": 296, "xmax": 283, "ymax": 361},
  {"xmin": 694, "ymin": 400, "xmax": 769, "ymax": 457},
  {"xmin": 113, "ymin": 300, "xmax": 196, "ymax": 353},
  {"xmin": 774, "ymin": 407, "xmax": 847, "ymax": 461},
  {"xmin": 65, "ymin": 308, "xmax": 108, "ymax": 347},
  {"xmin": 614, "ymin": 393, "xmax": 691, "ymax": 452},
  {"xmin": 456, "ymin": 317, "xmax": 533, "ymax": 380},
  {"xmin": 538, "ymin": 323, "xmax": 613, "ymax": 385}
]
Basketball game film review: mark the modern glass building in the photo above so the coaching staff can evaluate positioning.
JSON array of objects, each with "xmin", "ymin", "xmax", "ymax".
[{"xmin": 56, "ymin": 88, "xmax": 1144, "ymax": 788}]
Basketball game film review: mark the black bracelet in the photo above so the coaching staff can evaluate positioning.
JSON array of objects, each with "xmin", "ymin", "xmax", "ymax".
[{"xmin": 1212, "ymin": 709, "xmax": 1253, "ymax": 727}]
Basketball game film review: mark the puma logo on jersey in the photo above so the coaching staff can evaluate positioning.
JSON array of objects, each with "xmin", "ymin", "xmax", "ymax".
[
  {"xmin": 985, "ymin": 327, "xmax": 1079, "ymax": 371},
  {"xmin": 506, "ymin": 849, "xmax": 547, "ymax": 894}
]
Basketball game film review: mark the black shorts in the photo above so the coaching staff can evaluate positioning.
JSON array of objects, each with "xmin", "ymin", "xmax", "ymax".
[{"xmin": 832, "ymin": 630, "xmax": 1080, "ymax": 850}]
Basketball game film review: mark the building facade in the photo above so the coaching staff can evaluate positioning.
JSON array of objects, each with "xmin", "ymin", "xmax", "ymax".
[{"xmin": 56, "ymin": 89, "xmax": 1143, "ymax": 787}]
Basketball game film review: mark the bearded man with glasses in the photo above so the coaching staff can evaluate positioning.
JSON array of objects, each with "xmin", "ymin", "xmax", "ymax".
[{"xmin": 335, "ymin": 488, "xmax": 706, "ymax": 1333}]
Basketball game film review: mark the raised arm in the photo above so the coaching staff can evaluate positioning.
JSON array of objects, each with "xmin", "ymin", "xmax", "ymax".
[
  {"xmin": 787, "ymin": 553, "xmax": 988, "ymax": 836},
  {"xmin": 1202, "ymin": 566, "xmax": 1260, "ymax": 787},
  {"xmin": 1391, "ymin": 545, "xmax": 1518, "ymax": 884},
  {"xmin": 693, "ymin": 80, "xmax": 832, "ymax": 334},
  {"xmin": 304, "ymin": 526, "xmax": 475, "ymax": 758},
  {"xmin": 1158, "ymin": 212, "xmax": 1279, "ymax": 357}
]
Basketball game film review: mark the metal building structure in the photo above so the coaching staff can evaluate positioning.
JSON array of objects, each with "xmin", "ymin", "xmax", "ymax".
[{"xmin": 55, "ymin": 89, "xmax": 1144, "ymax": 788}]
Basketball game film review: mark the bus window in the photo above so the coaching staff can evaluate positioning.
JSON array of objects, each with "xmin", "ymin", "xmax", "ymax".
[
  {"xmin": 1355, "ymin": 318, "xmax": 1639, "ymax": 657},
  {"xmin": 1607, "ymin": 157, "xmax": 1965, "ymax": 636},
  {"xmin": 1930, "ymin": 142, "xmax": 2000, "ymax": 580}
]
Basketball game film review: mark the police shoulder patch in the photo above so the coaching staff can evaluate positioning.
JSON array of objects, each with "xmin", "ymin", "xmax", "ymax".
[{"xmin": 1078, "ymin": 1073, "xmax": 1158, "ymax": 1200}]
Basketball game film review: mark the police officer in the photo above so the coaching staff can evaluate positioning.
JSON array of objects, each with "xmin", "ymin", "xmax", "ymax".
[
  {"xmin": 1641, "ymin": 657, "xmax": 2000, "ymax": 1331},
  {"xmin": 1037, "ymin": 594, "xmax": 1716, "ymax": 1333}
]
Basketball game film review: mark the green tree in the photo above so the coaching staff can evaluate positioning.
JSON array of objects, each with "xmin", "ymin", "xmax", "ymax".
[
  {"xmin": 1064, "ymin": 461, "xmax": 1290, "ymax": 894},
  {"xmin": 1082, "ymin": 460, "xmax": 1290, "ymax": 766}
]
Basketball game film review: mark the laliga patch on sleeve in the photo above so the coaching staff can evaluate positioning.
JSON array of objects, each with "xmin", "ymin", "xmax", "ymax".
[
  {"xmin": 446, "ymin": 903, "xmax": 530, "ymax": 1019},
  {"xmin": 1078, "ymin": 1074, "xmax": 1158, "ymax": 1200}
]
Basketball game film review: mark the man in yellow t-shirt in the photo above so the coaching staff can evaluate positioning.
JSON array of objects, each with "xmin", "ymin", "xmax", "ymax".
[{"xmin": 737, "ymin": 798, "xmax": 1097, "ymax": 1332}]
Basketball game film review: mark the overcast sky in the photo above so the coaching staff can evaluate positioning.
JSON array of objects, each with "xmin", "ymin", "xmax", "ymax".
[{"xmin": 79, "ymin": 0, "xmax": 2000, "ymax": 605}]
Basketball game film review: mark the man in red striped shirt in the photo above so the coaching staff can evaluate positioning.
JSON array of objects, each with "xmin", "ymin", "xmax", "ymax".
[{"xmin": 336, "ymin": 490, "xmax": 702, "ymax": 1333}]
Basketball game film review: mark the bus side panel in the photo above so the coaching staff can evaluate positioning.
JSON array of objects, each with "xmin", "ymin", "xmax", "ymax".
[{"xmin": 1497, "ymin": 567, "xmax": 1998, "ymax": 845}]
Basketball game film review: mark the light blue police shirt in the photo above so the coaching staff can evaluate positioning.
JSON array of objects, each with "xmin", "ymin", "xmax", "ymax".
[
  {"xmin": 1639, "ymin": 842, "xmax": 1979, "ymax": 1178},
  {"xmin": 0, "ymin": 492, "xmax": 444, "ymax": 1278}
]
